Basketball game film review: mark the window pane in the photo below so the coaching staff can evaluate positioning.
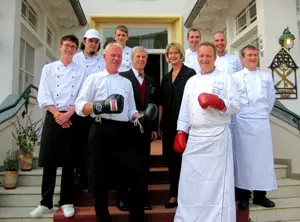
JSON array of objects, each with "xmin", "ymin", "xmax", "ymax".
[
  {"xmin": 25, "ymin": 42, "xmax": 35, "ymax": 73},
  {"xmin": 28, "ymin": 10, "xmax": 37, "ymax": 29},
  {"xmin": 19, "ymin": 38, "xmax": 25, "ymax": 67},
  {"xmin": 237, "ymin": 13, "xmax": 247, "ymax": 32},
  {"xmin": 103, "ymin": 28, "xmax": 168, "ymax": 49},
  {"xmin": 21, "ymin": 1, "xmax": 27, "ymax": 17}
]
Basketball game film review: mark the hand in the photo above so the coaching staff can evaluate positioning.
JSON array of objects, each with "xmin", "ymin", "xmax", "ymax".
[
  {"xmin": 55, "ymin": 112, "xmax": 71, "ymax": 125},
  {"xmin": 62, "ymin": 120, "xmax": 72, "ymax": 128},
  {"xmin": 198, "ymin": 93, "xmax": 225, "ymax": 110},
  {"xmin": 151, "ymin": 131, "xmax": 158, "ymax": 141},
  {"xmin": 173, "ymin": 131, "xmax": 187, "ymax": 153}
]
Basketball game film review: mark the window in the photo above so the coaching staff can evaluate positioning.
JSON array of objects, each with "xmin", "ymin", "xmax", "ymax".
[
  {"xmin": 21, "ymin": 0, "xmax": 38, "ymax": 31},
  {"xmin": 296, "ymin": 0, "xmax": 300, "ymax": 13},
  {"xmin": 102, "ymin": 28, "xmax": 168, "ymax": 49},
  {"xmin": 19, "ymin": 38, "xmax": 35, "ymax": 92},
  {"xmin": 47, "ymin": 28, "xmax": 53, "ymax": 47},
  {"xmin": 236, "ymin": 0, "xmax": 257, "ymax": 34}
]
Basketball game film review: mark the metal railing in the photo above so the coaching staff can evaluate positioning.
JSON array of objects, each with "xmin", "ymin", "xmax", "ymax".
[
  {"xmin": 271, "ymin": 100, "xmax": 300, "ymax": 130},
  {"xmin": 0, "ymin": 84, "xmax": 38, "ymax": 124}
]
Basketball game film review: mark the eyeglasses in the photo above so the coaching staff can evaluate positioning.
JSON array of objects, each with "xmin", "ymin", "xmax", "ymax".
[{"xmin": 62, "ymin": 44, "xmax": 77, "ymax": 50}]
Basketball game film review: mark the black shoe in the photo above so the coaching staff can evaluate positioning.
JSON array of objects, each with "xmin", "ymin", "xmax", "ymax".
[
  {"xmin": 116, "ymin": 200, "xmax": 130, "ymax": 211},
  {"xmin": 253, "ymin": 198, "xmax": 275, "ymax": 208},
  {"xmin": 144, "ymin": 204, "xmax": 152, "ymax": 210},
  {"xmin": 238, "ymin": 200, "xmax": 249, "ymax": 210},
  {"xmin": 164, "ymin": 201, "xmax": 178, "ymax": 209}
]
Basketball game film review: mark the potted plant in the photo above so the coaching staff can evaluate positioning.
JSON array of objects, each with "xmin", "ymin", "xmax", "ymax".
[
  {"xmin": 11, "ymin": 114, "xmax": 43, "ymax": 171},
  {"xmin": 3, "ymin": 149, "xmax": 19, "ymax": 189}
]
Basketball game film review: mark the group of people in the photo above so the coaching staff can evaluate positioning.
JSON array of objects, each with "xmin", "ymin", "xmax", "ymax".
[{"xmin": 28, "ymin": 24, "xmax": 277, "ymax": 222}]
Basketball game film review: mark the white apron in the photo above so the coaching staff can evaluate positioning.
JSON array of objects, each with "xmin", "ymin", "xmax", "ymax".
[
  {"xmin": 174, "ymin": 126, "xmax": 236, "ymax": 222},
  {"xmin": 234, "ymin": 115, "xmax": 277, "ymax": 191}
]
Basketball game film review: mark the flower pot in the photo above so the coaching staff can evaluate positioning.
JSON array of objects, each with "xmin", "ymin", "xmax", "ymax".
[
  {"xmin": 3, "ymin": 171, "xmax": 18, "ymax": 189},
  {"xmin": 19, "ymin": 153, "xmax": 33, "ymax": 171}
]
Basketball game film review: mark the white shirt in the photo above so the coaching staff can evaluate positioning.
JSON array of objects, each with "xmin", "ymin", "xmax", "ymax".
[
  {"xmin": 118, "ymin": 46, "xmax": 132, "ymax": 72},
  {"xmin": 37, "ymin": 61, "xmax": 85, "ymax": 111},
  {"xmin": 73, "ymin": 52, "xmax": 105, "ymax": 76},
  {"xmin": 177, "ymin": 68, "xmax": 240, "ymax": 136},
  {"xmin": 75, "ymin": 69, "xmax": 137, "ymax": 121},
  {"xmin": 132, "ymin": 67, "xmax": 144, "ymax": 85},
  {"xmin": 232, "ymin": 67, "xmax": 275, "ymax": 118},
  {"xmin": 215, "ymin": 53, "xmax": 243, "ymax": 75},
  {"xmin": 184, "ymin": 48, "xmax": 201, "ymax": 73}
]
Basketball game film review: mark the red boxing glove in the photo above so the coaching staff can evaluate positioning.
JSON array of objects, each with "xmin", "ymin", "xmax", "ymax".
[
  {"xmin": 173, "ymin": 131, "xmax": 187, "ymax": 153},
  {"xmin": 198, "ymin": 93, "xmax": 225, "ymax": 110}
]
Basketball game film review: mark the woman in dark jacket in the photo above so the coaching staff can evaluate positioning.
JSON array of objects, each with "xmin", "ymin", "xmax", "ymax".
[{"xmin": 158, "ymin": 42, "xmax": 196, "ymax": 208}]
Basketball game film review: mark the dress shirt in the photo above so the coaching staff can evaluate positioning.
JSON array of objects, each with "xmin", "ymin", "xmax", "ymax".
[
  {"xmin": 75, "ymin": 69, "xmax": 137, "ymax": 121},
  {"xmin": 184, "ymin": 48, "xmax": 201, "ymax": 73},
  {"xmin": 215, "ymin": 53, "xmax": 243, "ymax": 75},
  {"xmin": 132, "ymin": 67, "xmax": 144, "ymax": 85},
  {"xmin": 232, "ymin": 67, "xmax": 275, "ymax": 118},
  {"xmin": 37, "ymin": 60, "xmax": 85, "ymax": 111},
  {"xmin": 118, "ymin": 46, "xmax": 132, "ymax": 72},
  {"xmin": 73, "ymin": 52, "xmax": 105, "ymax": 76}
]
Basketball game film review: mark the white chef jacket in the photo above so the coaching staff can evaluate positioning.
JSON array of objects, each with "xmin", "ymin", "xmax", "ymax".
[
  {"xmin": 215, "ymin": 53, "xmax": 243, "ymax": 75},
  {"xmin": 73, "ymin": 52, "xmax": 105, "ymax": 77},
  {"xmin": 37, "ymin": 60, "xmax": 85, "ymax": 111},
  {"xmin": 118, "ymin": 46, "xmax": 132, "ymax": 72},
  {"xmin": 232, "ymin": 67, "xmax": 277, "ymax": 190},
  {"xmin": 184, "ymin": 48, "xmax": 201, "ymax": 73},
  {"xmin": 174, "ymin": 68, "xmax": 239, "ymax": 222},
  {"xmin": 75, "ymin": 69, "xmax": 137, "ymax": 122}
]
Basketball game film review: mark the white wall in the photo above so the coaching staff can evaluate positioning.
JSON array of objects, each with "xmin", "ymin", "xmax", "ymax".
[
  {"xmin": 0, "ymin": 0, "xmax": 21, "ymax": 103},
  {"xmin": 271, "ymin": 116, "xmax": 300, "ymax": 176},
  {"xmin": 257, "ymin": 0, "xmax": 300, "ymax": 115},
  {"xmin": 77, "ymin": 0, "xmax": 198, "ymax": 49}
]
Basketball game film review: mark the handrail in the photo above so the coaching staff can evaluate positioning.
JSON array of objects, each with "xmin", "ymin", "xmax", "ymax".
[
  {"xmin": 271, "ymin": 100, "xmax": 300, "ymax": 130},
  {"xmin": 0, "ymin": 84, "xmax": 38, "ymax": 123}
]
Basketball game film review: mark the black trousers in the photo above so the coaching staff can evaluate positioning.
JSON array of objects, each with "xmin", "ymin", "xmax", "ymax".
[
  {"xmin": 39, "ymin": 112, "xmax": 79, "ymax": 208},
  {"xmin": 89, "ymin": 119, "xmax": 145, "ymax": 222},
  {"xmin": 162, "ymin": 131, "xmax": 182, "ymax": 198},
  {"xmin": 235, "ymin": 187, "xmax": 267, "ymax": 202},
  {"xmin": 116, "ymin": 128, "xmax": 151, "ymax": 205},
  {"xmin": 74, "ymin": 116, "xmax": 93, "ymax": 192},
  {"xmin": 40, "ymin": 166, "xmax": 75, "ymax": 208}
]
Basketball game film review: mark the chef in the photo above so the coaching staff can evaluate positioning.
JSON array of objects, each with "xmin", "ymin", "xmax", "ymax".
[
  {"xmin": 114, "ymin": 25, "xmax": 132, "ymax": 72},
  {"xmin": 213, "ymin": 31, "xmax": 243, "ymax": 75},
  {"xmin": 184, "ymin": 28, "xmax": 201, "ymax": 73},
  {"xmin": 75, "ymin": 42, "xmax": 157, "ymax": 222},
  {"xmin": 173, "ymin": 42, "xmax": 240, "ymax": 222},
  {"xmin": 72, "ymin": 28, "xmax": 105, "ymax": 193},
  {"xmin": 232, "ymin": 44, "xmax": 277, "ymax": 210}
]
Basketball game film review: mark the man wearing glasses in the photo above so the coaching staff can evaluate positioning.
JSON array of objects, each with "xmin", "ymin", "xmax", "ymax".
[{"xmin": 30, "ymin": 35, "xmax": 86, "ymax": 218}]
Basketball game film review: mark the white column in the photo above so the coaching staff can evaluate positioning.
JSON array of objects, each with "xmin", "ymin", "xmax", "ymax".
[
  {"xmin": 0, "ymin": 0, "xmax": 21, "ymax": 103},
  {"xmin": 257, "ymin": 0, "xmax": 300, "ymax": 114}
]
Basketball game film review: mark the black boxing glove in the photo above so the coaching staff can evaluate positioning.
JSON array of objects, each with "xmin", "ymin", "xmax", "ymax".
[{"xmin": 93, "ymin": 94, "xmax": 124, "ymax": 115}]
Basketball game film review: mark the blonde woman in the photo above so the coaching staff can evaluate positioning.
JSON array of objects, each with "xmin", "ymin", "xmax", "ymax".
[{"xmin": 158, "ymin": 42, "xmax": 196, "ymax": 208}]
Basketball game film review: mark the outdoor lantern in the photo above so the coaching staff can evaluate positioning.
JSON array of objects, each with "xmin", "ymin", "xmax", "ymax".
[{"xmin": 279, "ymin": 27, "xmax": 295, "ymax": 50}]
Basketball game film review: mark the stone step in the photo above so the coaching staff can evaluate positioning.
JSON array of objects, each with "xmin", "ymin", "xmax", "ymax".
[
  {"xmin": 1, "ymin": 197, "xmax": 299, "ymax": 221},
  {"xmin": 249, "ymin": 197, "xmax": 300, "ymax": 221},
  {"xmin": 0, "ymin": 178, "xmax": 299, "ymax": 207},
  {"xmin": 0, "ymin": 164, "xmax": 288, "ymax": 187}
]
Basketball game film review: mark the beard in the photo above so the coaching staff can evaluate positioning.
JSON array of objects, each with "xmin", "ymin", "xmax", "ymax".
[{"xmin": 87, "ymin": 50, "xmax": 97, "ymax": 56}]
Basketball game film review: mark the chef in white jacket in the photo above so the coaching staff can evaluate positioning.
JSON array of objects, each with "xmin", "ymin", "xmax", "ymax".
[
  {"xmin": 213, "ymin": 31, "xmax": 243, "ymax": 75},
  {"xmin": 232, "ymin": 45, "xmax": 277, "ymax": 210},
  {"xmin": 174, "ymin": 42, "xmax": 240, "ymax": 222},
  {"xmin": 184, "ymin": 28, "xmax": 201, "ymax": 73}
]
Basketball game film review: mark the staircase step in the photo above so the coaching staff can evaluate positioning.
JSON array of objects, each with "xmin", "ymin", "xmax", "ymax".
[
  {"xmin": 250, "ymin": 197, "xmax": 300, "ymax": 221},
  {"xmin": 0, "ymin": 206, "xmax": 54, "ymax": 221},
  {"xmin": 54, "ymin": 205, "xmax": 175, "ymax": 222},
  {"xmin": 75, "ymin": 184, "xmax": 170, "ymax": 206}
]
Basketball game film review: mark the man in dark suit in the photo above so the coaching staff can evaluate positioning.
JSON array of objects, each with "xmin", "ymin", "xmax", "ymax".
[{"xmin": 117, "ymin": 46, "xmax": 158, "ymax": 211}]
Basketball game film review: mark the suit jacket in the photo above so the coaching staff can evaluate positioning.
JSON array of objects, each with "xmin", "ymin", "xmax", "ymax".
[{"xmin": 120, "ymin": 69, "xmax": 158, "ymax": 134}]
